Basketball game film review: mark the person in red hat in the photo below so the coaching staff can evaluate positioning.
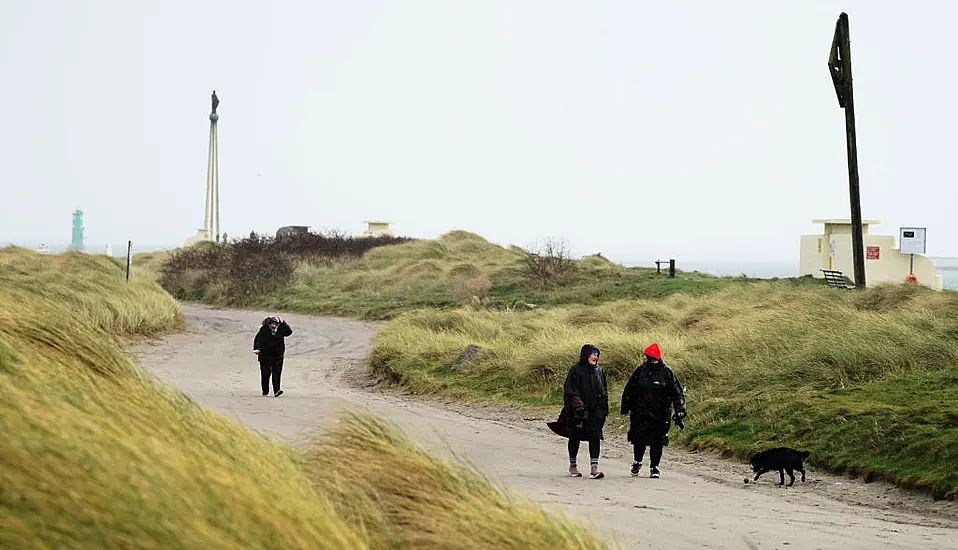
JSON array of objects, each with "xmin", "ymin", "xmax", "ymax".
[{"xmin": 619, "ymin": 342, "xmax": 686, "ymax": 478}]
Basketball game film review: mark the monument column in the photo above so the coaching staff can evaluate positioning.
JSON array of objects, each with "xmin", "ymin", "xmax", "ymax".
[{"xmin": 203, "ymin": 90, "xmax": 221, "ymax": 241}]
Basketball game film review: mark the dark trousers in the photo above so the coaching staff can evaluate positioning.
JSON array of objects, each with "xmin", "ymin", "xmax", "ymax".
[
  {"xmin": 259, "ymin": 357, "xmax": 283, "ymax": 394},
  {"xmin": 568, "ymin": 438, "xmax": 600, "ymax": 463},
  {"xmin": 633, "ymin": 444, "xmax": 663, "ymax": 467}
]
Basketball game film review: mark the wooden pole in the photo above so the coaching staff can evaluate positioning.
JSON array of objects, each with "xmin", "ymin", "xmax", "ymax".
[
  {"xmin": 829, "ymin": 12, "xmax": 866, "ymax": 289},
  {"xmin": 126, "ymin": 240, "xmax": 132, "ymax": 282}
]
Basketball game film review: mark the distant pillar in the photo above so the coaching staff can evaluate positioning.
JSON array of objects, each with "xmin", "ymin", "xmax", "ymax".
[{"xmin": 203, "ymin": 90, "xmax": 221, "ymax": 242}]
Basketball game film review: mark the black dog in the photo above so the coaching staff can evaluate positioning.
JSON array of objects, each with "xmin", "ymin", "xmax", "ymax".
[{"xmin": 749, "ymin": 447, "xmax": 809, "ymax": 487}]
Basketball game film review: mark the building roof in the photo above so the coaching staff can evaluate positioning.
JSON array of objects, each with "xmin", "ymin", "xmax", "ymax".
[{"xmin": 812, "ymin": 218, "xmax": 881, "ymax": 226}]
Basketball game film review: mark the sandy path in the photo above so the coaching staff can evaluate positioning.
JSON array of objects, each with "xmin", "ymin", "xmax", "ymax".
[{"xmin": 129, "ymin": 304, "xmax": 958, "ymax": 550}]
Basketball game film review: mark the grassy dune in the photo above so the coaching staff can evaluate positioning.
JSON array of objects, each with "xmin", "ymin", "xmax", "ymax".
[
  {"xmin": 130, "ymin": 250, "xmax": 172, "ymax": 282},
  {"xmin": 1, "ymin": 247, "xmax": 183, "ymax": 336},
  {"xmin": 309, "ymin": 413, "xmax": 606, "ymax": 549},
  {"xmin": 370, "ymin": 283, "xmax": 958, "ymax": 500},
  {"xmin": 0, "ymin": 247, "xmax": 607, "ymax": 549},
  {"xmin": 159, "ymin": 231, "xmax": 770, "ymax": 319}
]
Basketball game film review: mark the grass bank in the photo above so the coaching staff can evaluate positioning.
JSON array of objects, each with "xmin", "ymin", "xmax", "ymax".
[
  {"xmin": 309, "ymin": 412, "xmax": 605, "ymax": 549},
  {"xmin": 370, "ymin": 283, "xmax": 958, "ymax": 500},
  {"xmin": 0, "ymin": 247, "xmax": 606, "ymax": 549},
  {"xmin": 129, "ymin": 250, "xmax": 171, "ymax": 282},
  {"xmin": 0, "ymin": 246, "xmax": 184, "ymax": 336},
  {"xmin": 159, "ymin": 230, "xmax": 798, "ymax": 320}
]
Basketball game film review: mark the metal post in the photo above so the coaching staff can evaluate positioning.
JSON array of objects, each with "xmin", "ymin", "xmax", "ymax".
[
  {"xmin": 909, "ymin": 254, "xmax": 914, "ymax": 275},
  {"xmin": 669, "ymin": 259, "xmax": 676, "ymax": 278},
  {"xmin": 655, "ymin": 260, "xmax": 661, "ymax": 274},
  {"xmin": 828, "ymin": 12, "xmax": 866, "ymax": 289},
  {"xmin": 126, "ymin": 240, "xmax": 132, "ymax": 282}
]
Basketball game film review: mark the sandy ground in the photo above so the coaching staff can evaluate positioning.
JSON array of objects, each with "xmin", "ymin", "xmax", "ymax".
[{"xmin": 129, "ymin": 304, "xmax": 958, "ymax": 550}]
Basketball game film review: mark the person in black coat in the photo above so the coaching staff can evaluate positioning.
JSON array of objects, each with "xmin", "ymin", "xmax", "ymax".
[
  {"xmin": 547, "ymin": 344, "xmax": 609, "ymax": 479},
  {"xmin": 253, "ymin": 315, "xmax": 293, "ymax": 396},
  {"xmin": 620, "ymin": 342, "xmax": 686, "ymax": 478}
]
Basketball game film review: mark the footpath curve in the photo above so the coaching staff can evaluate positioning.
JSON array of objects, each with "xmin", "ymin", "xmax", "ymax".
[{"xmin": 130, "ymin": 304, "xmax": 958, "ymax": 550}]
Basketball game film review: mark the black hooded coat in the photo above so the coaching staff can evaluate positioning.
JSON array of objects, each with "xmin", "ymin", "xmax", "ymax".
[
  {"xmin": 620, "ymin": 359, "xmax": 685, "ymax": 446},
  {"xmin": 546, "ymin": 344, "xmax": 609, "ymax": 441},
  {"xmin": 253, "ymin": 318, "xmax": 293, "ymax": 364}
]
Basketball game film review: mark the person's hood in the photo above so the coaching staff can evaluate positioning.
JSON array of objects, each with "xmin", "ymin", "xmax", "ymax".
[
  {"xmin": 578, "ymin": 344, "xmax": 600, "ymax": 366},
  {"xmin": 259, "ymin": 320, "xmax": 279, "ymax": 336}
]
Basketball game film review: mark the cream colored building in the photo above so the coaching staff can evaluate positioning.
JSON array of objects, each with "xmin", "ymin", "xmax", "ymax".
[
  {"xmin": 799, "ymin": 219, "xmax": 942, "ymax": 290},
  {"xmin": 360, "ymin": 221, "xmax": 394, "ymax": 238},
  {"xmin": 184, "ymin": 228, "xmax": 213, "ymax": 247}
]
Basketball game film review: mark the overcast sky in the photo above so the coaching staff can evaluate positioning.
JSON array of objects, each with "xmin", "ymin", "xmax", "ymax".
[{"xmin": 1, "ymin": 1, "xmax": 955, "ymax": 263}]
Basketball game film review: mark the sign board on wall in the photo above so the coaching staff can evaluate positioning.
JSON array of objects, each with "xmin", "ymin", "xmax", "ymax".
[
  {"xmin": 866, "ymin": 246, "xmax": 880, "ymax": 260},
  {"xmin": 900, "ymin": 227, "xmax": 927, "ymax": 255}
]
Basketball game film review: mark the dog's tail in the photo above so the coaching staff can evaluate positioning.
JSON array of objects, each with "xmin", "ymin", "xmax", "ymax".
[{"xmin": 799, "ymin": 450, "xmax": 810, "ymax": 458}]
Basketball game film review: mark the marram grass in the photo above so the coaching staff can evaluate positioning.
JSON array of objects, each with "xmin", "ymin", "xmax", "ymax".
[
  {"xmin": 371, "ymin": 282, "xmax": 958, "ymax": 500},
  {"xmin": 308, "ymin": 412, "xmax": 609, "ymax": 550},
  {"xmin": 161, "ymin": 230, "xmax": 779, "ymax": 319},
  {"xmin": 0, "ymin": 247, "xmax": 609, "ymax": 549}
]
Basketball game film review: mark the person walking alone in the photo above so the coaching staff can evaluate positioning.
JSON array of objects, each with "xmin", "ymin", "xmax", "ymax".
[
  {"xmin": 547, "ymin": 344, "xmax": 609, "ymax": 479},
  {"xmin": 620, "ymin": 342, "xmax": 686, "ymax": 478},
  {"xmin": 253, "ymin": 315, "xmax": 293, "ymax": 396}
]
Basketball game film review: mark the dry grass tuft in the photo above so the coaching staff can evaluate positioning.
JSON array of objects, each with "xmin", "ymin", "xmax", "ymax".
[{"xmin": 307, "ymin": 412, "xmax": 608, "ymax": 550}]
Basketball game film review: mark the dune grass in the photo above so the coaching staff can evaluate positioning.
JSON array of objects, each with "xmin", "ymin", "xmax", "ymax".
[
  {"xmin": 130, "ymin": 250, "xmax": 174, "ymax": 282},
  {"xmin": 369, "ymin": 282, "xmax": 958, "ymax": 500},
  {"xmin": 161, "ymin": 230, "xmax": 793, "ymax": 320},
  {"xmin": 0, "ymin": 247, "xmax": 608, "ymax": 549},
  {"xmin": 308, "ymin": 412, "xmax": 607, "ymax": 549}
]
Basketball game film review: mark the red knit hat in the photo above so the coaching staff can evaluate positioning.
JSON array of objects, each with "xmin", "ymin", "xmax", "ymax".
[{"xmin": 644, "ymin": 342, "xmax": 661, "ymax": 359}]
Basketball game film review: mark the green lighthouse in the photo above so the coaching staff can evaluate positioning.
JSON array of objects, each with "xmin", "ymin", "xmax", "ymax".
[{"xmin": 70, "ymin": 208, "xmax": 85, "ymax": 251}]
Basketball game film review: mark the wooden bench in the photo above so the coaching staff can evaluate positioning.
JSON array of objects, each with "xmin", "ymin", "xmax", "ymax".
[{"xmin": 821, "ymin": 269, "xmax": 857, "ymax": 290}]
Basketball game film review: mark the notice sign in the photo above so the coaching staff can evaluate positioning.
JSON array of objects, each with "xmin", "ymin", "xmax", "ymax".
[
  {"xmin": 866, "ymin": 246, "xmax": 880, "ymax": 260},
  {"xmin": 900, "ymin": 227, "xmax": 927, "ymax": 255}
]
